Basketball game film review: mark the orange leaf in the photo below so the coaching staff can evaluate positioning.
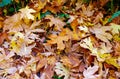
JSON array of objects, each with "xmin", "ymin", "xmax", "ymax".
[
  {"xmin": 0, "ymin": 32, "xmax": 8, "ymax": 45},
  {"xmin": 47, "ymin": 34, "xmax": 69, "ymax": 50},
  {"xmin": 70, "ymin": 18, "xmax": 79, "ymax": 32}
]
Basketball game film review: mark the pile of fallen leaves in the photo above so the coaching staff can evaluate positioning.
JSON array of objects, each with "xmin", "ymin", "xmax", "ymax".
[{"xmin": 0, "ymin": 0, "xmax": 120, "ymax": 79}]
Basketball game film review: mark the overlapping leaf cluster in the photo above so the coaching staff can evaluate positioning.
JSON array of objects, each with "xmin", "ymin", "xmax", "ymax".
[{"xmin": 0, "ymin": 0, "xmax": 120, "ymax": 79}]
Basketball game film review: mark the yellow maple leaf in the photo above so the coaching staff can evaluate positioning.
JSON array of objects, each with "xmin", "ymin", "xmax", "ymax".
[
  {"xmin": 19, "ymin": 6, "xmax": 36, "ymax": 20},
  {"xmin": 105, "ymin": 57, "xmax": 120, "ymax": 68},
  {"xmin": 10, "ymin": 32, "xmax": 24, "ymax": 53},
  {"xmin": 99, "ymin": 53, "xmax": 120, "ymax": 68},
  {"xmin": 10, "ymin": 32, "xmax": 35, "ymax": 56},
  {"xmin": 113, "ymin": 34, "xmax": 120, "ymax": 42}
]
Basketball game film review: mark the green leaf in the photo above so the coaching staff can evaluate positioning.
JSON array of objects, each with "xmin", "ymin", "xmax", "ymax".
[
  {"xmin": 40, "ymin": 11, "xmax": 51, "ymax": 19},
  {"xmin": 8, "ymin": 7, "xmax": 15, "ymax": 13},
  {"xmin": 82, "ymin": 0, "xmax": 90, "ymax": 3},
  {"xmin": 57, "ymin": 13, "xmax": 69, "ymax": 18},
  {"xmin": 108, "ymin": 11, "xmax": 120, "ymax": 22},
  {"xmin": 52, "ymin": 75, "xmax": 63, "ymax": 79},
  {"xmin": 0, "ymin": 0, "xmax": 12, "ymax": 7}
]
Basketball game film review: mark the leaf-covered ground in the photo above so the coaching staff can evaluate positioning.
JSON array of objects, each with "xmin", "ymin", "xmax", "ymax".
[{"xmin": 0, "ymin": 0, "xmax": 120, "ymax": 79}]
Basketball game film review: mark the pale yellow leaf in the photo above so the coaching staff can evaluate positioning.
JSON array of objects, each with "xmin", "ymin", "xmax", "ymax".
[
  {"xmin": 90, "ymin": 23, "xmax": 112, "ymax": 43},
  {"xmin": 19, "ymin": 6, "xmax": 36, "ymax": 20},
  {"xmin": 110, "ymin": 23, "xmax": 120, "ymax": 35}
]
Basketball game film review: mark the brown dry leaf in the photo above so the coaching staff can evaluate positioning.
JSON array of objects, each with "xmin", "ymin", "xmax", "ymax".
[
  {"xmin": 0, "ymin": 32, "xmax": 8, "ymax": 45},
  {"xmin": 5, "ymin": 73, "xmax": 21, "ymax": 79},
  {"xmin": 0, "ymin": 16, "xmax": 4, "ymax": 29},
  {"xmin": 61, "ymin": 56, "xmax": 72, "ymax": 68},
  {"xmin": 47, "ymin": 56, "xmax": 56, "ymax": 65},
  {"xmin": 3, "ymin": 13, "xmax": 23, "ymax": 32},
  {"xmin": 40, "ymin": 65, "xmax": 54, "ymax": 79},
  {"xmin": 71, "ymin": 43, "xmax": 80, "ymax": 52},
  {"xmin": 112, "ymin": 16, "xmax": 120, "ymax": 24},
  {"xmin": 108, "ymin": 70, "xmax": 116, "ymax": 79},
  {"xmin": 81, "ymin": 4, "xmax": 94, "ymax": 17},
  {"xmin": 114, "ymin": 42, "xmax": 120, "ymax": 56},
  {"xmin": 45, "ymin": 15, "xmax": 66, "ymax": 31},
  {"xmin": 61, "ymin": 54, "xmax": 81, "ymax": 68},
  {"xmin": 75, "ymin": 0, "xmax": 83, "ymax": 10},
  {"xmin": 68, "ymin": 54, "xmax": 81, "ymax": 68},
  {"xmin": 93, "ymin": 12, "xmax": 103, "ymax": 24},
  {"xmin": 100, "ymin": 0, "xmax": 109, "ymax": 6},
  {"xmin": 31, "ymin": 0, "xmax": 48, "ymax": 12},
  {"xmin": 29, "ymin": 20, "xmax": 41, "ymax": 29},
  {"xmin": 0, "ymin": 16, "xmax": 4, "ymax": 20},
  {"xmin": 0, "ymin": 48, "xmax": 14, "ymax": 63},
  {"xmin": 59, "ymin": 28, "xmax": 73, "ymax": 39},
  {"xmin": 0, "ymin": 48, "xmax": 6, "ymax": 62},
  {"xmin": 90, "ymin": 23, "xmax": 112, "ymax": 43},
  {"xmin": 79, "ymin": 62, "xmax": 85, "ymax": 72},
  {"xmin": 0, "ymin": 58, "xmax": 14, "ymax": 75},
  {"xmin": 43, "ymin": 2, "xmax": 62, "ymax": 13},
  {"xmin": 47, "ymin": 34, "xmax": 69, "ymax": 50},
  {"xmin": 44, "ymin": 43, "xmax": 54, "ymax": 52},
  {"xmin": 86, "ymin": 55, "xmax": 95, "ymax": 65},
  {"xmin": 64, "ymin": 40, "xmax": 72, "ymax": 53},
  {"xmin": 36, "ymin": 58, "xmax": 47, "ymax": 72}
]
